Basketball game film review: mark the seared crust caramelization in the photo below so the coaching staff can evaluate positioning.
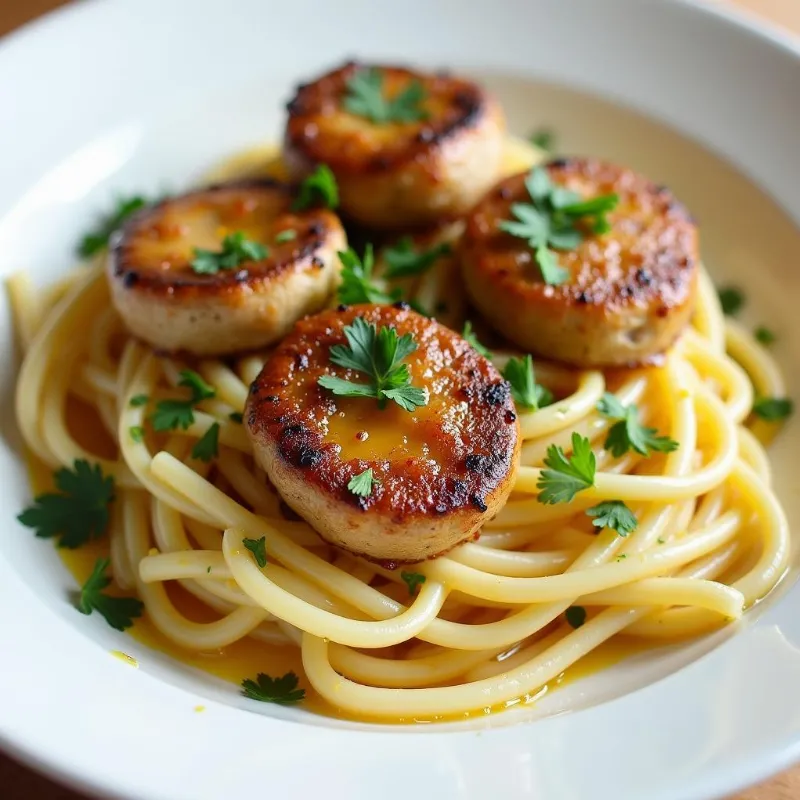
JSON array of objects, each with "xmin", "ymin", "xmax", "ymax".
[
  {"xmin": 460, "ymin": 158, "xmax": 699, "ymax": 367},
  {"xmin": 284, "ymin": 62, "xmax": 505, "ymax": 229},
  {"xmin": 108, "ymin": 180, "xmax": 346, "ymax": 356},
  {"xmin": 245, "ymin": 304, "xmax": 520, "ymax": 565}
]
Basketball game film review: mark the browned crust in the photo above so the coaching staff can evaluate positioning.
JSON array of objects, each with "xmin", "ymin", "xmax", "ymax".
[
  {"xmin": 109, "ymin": 180, "xmax": 342, "ymax": 301},
  {"xmin": 461, "ymin": 158, "xmax": 699, "ymax": 315},
  {"xmin": 284, "ymin": 61, "xmax": 491, "ymax": 175},
  {"xmin": 246, "ymin": 304, "xmax": 520, "ymax": 528}
]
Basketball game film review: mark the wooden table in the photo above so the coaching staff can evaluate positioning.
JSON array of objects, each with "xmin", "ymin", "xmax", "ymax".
[{"xmin": 1, "ymin": 0, "xmax": 799, "ymax": 797}]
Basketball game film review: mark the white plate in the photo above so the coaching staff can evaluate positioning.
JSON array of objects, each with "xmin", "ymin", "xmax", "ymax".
[{"xmin": 2, "ymin": 1, "xmax": 800, "ymax": 798}]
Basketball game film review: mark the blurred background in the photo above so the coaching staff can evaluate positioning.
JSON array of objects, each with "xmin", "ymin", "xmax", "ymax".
[{"xmin": 0, "ymin": 0, "xmax": 799, "ymax": 798}]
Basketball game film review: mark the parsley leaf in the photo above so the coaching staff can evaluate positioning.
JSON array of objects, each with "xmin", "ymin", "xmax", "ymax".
[
  {"xmin": 275, "ymin": 229, "xmax": 297, "ymax": 243},
  {"xmin": 586, "ymin": 500, "xmax": 638, "ymax": 536},
  {"xmin": 241, "ymin": 671, "xmax": 305, "ymax": 704},
  {"xmin": 754, "ymin": 326, "xmax": 776, "ymax": 346},
  {"xmin": 150, "ymin": 370, "xmax": 215, "ymax": 432},
  {"xmin": 529, "ymin": 128, "xmax": 555, "ymax": 152},
  {"xmin": 191, "ymin": 422, "xmax": 220, "ymax": 462},
  {"xmin": 129, "ymin": 426, "xmax": 145, "ymax": 443},
  {"xmin": 401, "ymin": 571, "xmax": 426, "ymax": 596},
  {"xmin": 191, "ymin": 232, "xmax": 268, "ymax": 275},
  {"xmin": 77, "ymin": 557, "xmax": 143, "ymax": 631},
  {"xmin": 337, "ymin": 245, "xmax": 399, "ymax": 305},
  {"xmin": 129, "ymin": 394, "xmax": 149, "ymax": 407},
  {"xmin": 536, "ymin": 432, "xmax": 596, "ymax": 504},
  {"xmin": 243, "ymin": 536, "xmax": 267, "ymax": 568},
  {"xmin": 597, "ymin": 393, "xmax": 679, "ymax": 457},
  {"xmin": 752, "ymin": 397, "xmax": 793, "ymax": 421},
  {"xmin": 502, "ymin": 354, "xmax": 553, "ymax": 410},
  {"xmin": 348, "ymin": 468, "xmax": 377, "ymax": 497},
  {"xmin": 229, "ymin": 412, "xmax": 244, "ymax": 423},
  {"xmin": 344, "ymin": 68, "xmax": 429, "ymax": 124},
  {"xmin": 293, "ymin": 164, "xmax": 339, "ymax": 211},
  {"xmin": 565, "ymin": 606, "xmax": 586, "ymax": 629},
  {"xmin": 18, "ymin": 460, "xmax": 115, "ymax": 549},
  {"xmin": 78, "ymin": 195, "xmax": 149, "ymax": 257},
  {"xmin": 462, "ymin": 321, "xmax": 491, "ymax": 358},
  {"xmin": 499, "ymin": 166, "xmax": 618, "ymax": 285},
  {"xmin": 718, "ymin": 286, "xmax": 744, "ymax": 316},
  {"xmin": 383, "ymin": 237, "xmax": 451, "ymax": 278},
  {"xmin": 318, "ymin": 317, "xmax": 428, "ymax": 413}
]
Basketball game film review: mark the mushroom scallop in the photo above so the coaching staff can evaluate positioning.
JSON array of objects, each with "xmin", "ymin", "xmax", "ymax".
[
  {"xmin": 245, "ymin": 304, "xmax": 521, "ymax": 565},
  {"xmin": 108, "ymin": 180, "xmax": 346, "ymax": 356},
  {"xmin": 283, "ymin": 62, "xmax": 506, "ymax": 229},
  {"xmin": 459, "ymin": 157, "xmax": 700, "ymax": 368}
]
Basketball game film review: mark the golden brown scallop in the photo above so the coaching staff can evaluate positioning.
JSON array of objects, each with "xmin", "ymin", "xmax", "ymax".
[
  {"xmin": 108, "ymin": 180, "xmax": 346, "ymax": 356},
  {"xmin": 460, "ymin": 158, "xmax": 700, "ymax": 367},
  {"xmin": 283, "ymin": 61, "xmax": 505, "ymax": 229},
  {"xmin": 245, "ymin": 304, "xmax": 520, "ymax": 566}
]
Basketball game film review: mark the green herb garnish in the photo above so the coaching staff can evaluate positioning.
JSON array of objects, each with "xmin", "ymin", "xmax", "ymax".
[
  {"xmin": 752, "ymin": 397, "xmax": 793, "ymax": 421},
  {"xmin": 344, "ymin": 68, "xmax": 429, "ymax": 124},
  {"xmin": 129, "ymin": 394, "xmax": 149, "ymax": 407},
  {"xmin": 718, "ymin": 286, "xmax": 744, "ymax": 316},
  {"xmin": 565, "ymin": 606, "xmax": 586, "ymax": 629},
  {"xmin": 348, "ymin": 468, "xmax": 377, "ymax": 497},
  {"xmin": 536, "ymin": 432, "xmax": 596, "ymax": 504},
  {"xmin": 586, "ymin": 500, "xmax": 638, "ymax": 536},
  {"xmin": 597, "ymin": 393, "xmax": 679, "ymax": 458},
  {"xmin": 229, "ymin": 412, "xmax": 244, "ymax": 424},
  {"xmin": 499, "ymin": 166, "xmax": 618, "ymax": 285},
  {"xmin": 293, "ymin": 164, "xmax": 339, "ymax": 211},
  {"xmin": 129, "ymin": 426, "xmax": 145, "ymax": 443},
  {"xmin": 383, "ymin": 237, "xmax": 451, "ymax": 278},
  {"xmin": 191, "ymin": 422, "xmax": 220, "ymax": 462},
  {"xmin": 529, "ymin": 129, "xmax": 555, "ymax": 152},
  {"xmin": 401, "ymin": 571, "xmax": 426, "ymax": 596},
  {"xmin": 191, "ymin": 232, "xmax": 268, "ymax": 275},
  {"xmin": 275, "ymin": 229, "xmax": 297, "ymax": 244},
  {"xmin": 18, "ymin": 460, "xmax": 115, "ymax": 549},
  {"xmin": 78, "ymin": 196, "xmax": 149, "ymax": 257},
  {"xmin": 502, "ymin": 354, "xmax": 553, "ymax": 411},
  {"xmin": 150, "ymin": 370, "xmax": 215, "ymax": 432},
  {"xmin": 243, "ymin": 536, "xmax": 267, "ymax": 568},
  {"xmin": 754, "ymin": 326, "xmax": 776, "ymax": 346},
  {"xmin": 241, "ymin": 671, "xmax": 305, "ymax": 704},
  {"xmin": 337, "ymin": 245, "xmax": 399, "ymax": 305},
  {"xmin": 318, "ymin": 317, "xmax": 428, "ymax": 412},
  {"xmin": 461, "ymin": 321, "xmax": 491, "ymax": 358},
  {"xmin": 77, "ymin": 557, "xmax": 143, "ymax": 631}
]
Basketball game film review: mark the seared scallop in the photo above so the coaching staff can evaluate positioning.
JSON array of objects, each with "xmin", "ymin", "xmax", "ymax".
[
  {"xmin": 460, "ymin": 158, "xmax": 699, "ymax": 367},
  {"xmin": 283, "ymin": 61, "xmax": 505, "ymax": 229},
  {"xmin": 245, "ymin": 304, "xmax": 520, "ymax": 565},
  {"xmin": 108, "ymin": 180, "xmax": 346, "ymax": 356}
]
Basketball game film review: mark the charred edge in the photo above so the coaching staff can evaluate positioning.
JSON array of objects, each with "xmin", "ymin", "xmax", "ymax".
[
  {"xmin": 470, "ymin": 494, "xmax": 488, "ymax": 512},
  {"xmin": 483, "ymin": 381, "xmax": 511, "ymax": 407},
  {"xmin": 392, "ymin": 300, "xmax": 410, "ymax": 310},
  {"xmin": 337, "ymin": 304, "xmax": 350, "ymax": 312},
  {"xmin": 465, "ymin": 452, "xmax": 507, "ymax": 481},
  {"xmin": 122, "ymin": 270, "xmax": 140, "ymax": 287},
  {"xmin": 547, "ymin": 157, "xmax": 573, "ymax": 169},
  {"xmin": 504, "ymin": 409, "xmax": 517, "ymax": 424}
]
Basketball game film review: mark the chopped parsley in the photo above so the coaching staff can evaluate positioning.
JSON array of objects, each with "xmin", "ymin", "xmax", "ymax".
[
  {"xmin": 191, "ymin": 231, "xmax": 268, "ymax": 275},
  {"xmin": 383, "ymin": 237, "xmax": 451, "ymax": 279},
  {"xmin": 754, "ymin": 326, "xmax": 776, "ymax": 346},
  {"xmin": 78, "ymin": 195, "xmax": 149, "ymax": 257},
  {"xmin": 337, "ymin": 245, "xmax": 399, "ymax": 305},
  {"xmin": 536, "ymin": 432, "xmax": 596, "ymax": 504},
  {"xmin": 462, "ymin": 321, "xmax": 491, "ymax": 358},
  {"xmin": 293, "ymin": 164, "xmax": 339, "ymax": 211},
  {"xmin": 565, "ymin": 605, "xmax": 586, "ymax": 629},
  {"xmin": 401, "ymin": 571, "xmax": 426, "ymax": 596},
  {"xmin": 229, "ymin": 412, "xmax": 244, "ymax": 423},
  {"xmin": 318, "ymin": 317, "xmax": 428, "ymax": 412},
  {"xmin": 752, "ymin": 397, "xmax": 793, "ymax": 422},
  {"xmin": 129, "ymin": 426, "xmax": 145, "ymax": 443},
  {"xmin": 241, "ymin": 671, "xmax": 305, "ymax": 704},
  {"xmin": 191, "ymin": 422, "xmax": 220, "ymax": 462},
  {"xmin": 129, "ymin": 394, "xmax": 149, "ymax": 407},
  {"xmin": 275, "ymin": 229, "xmax": 297, "ymax": 244},
  {"xmin": 348, "ymin": 468, "xmax": 377, "ymax": 497},
  {"xmin": 502, "ymin": 354, "xmax": 553, "ymax": 411},
  {"xmin": 499, "ymin": 166, "xmax": 618, "ymax": 285},
  {"xmin": 18, "ymin": 459, "xmax": 115, "ymax": 549},
  {"xmin": 718, "ymin": 286, "xmax": 744, "ymax": 316},
  {"xmin": 596, "ymin": 393, "xmax": 679, "ymax": 458},
  {"xmin": 150, "ymin": 369, "xmax": 216, "ymax": 432},
  {"xmin": 343, "ymin": 68, "xmax": 429, "ymax": 124},
  {"xmin": 77, "ymin": 557, "xmax": 143, "ymax": 631},
  {"xmin": 529, "ymin": 129, "xmax": 555, "ymax": 152},
  {"xmin": 586, "ymin": 500, "xmax": 638, "ymax": 536},
  {"xmin": 242, "ymin": 536, "xmax": 267, "ymax": 568}
]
